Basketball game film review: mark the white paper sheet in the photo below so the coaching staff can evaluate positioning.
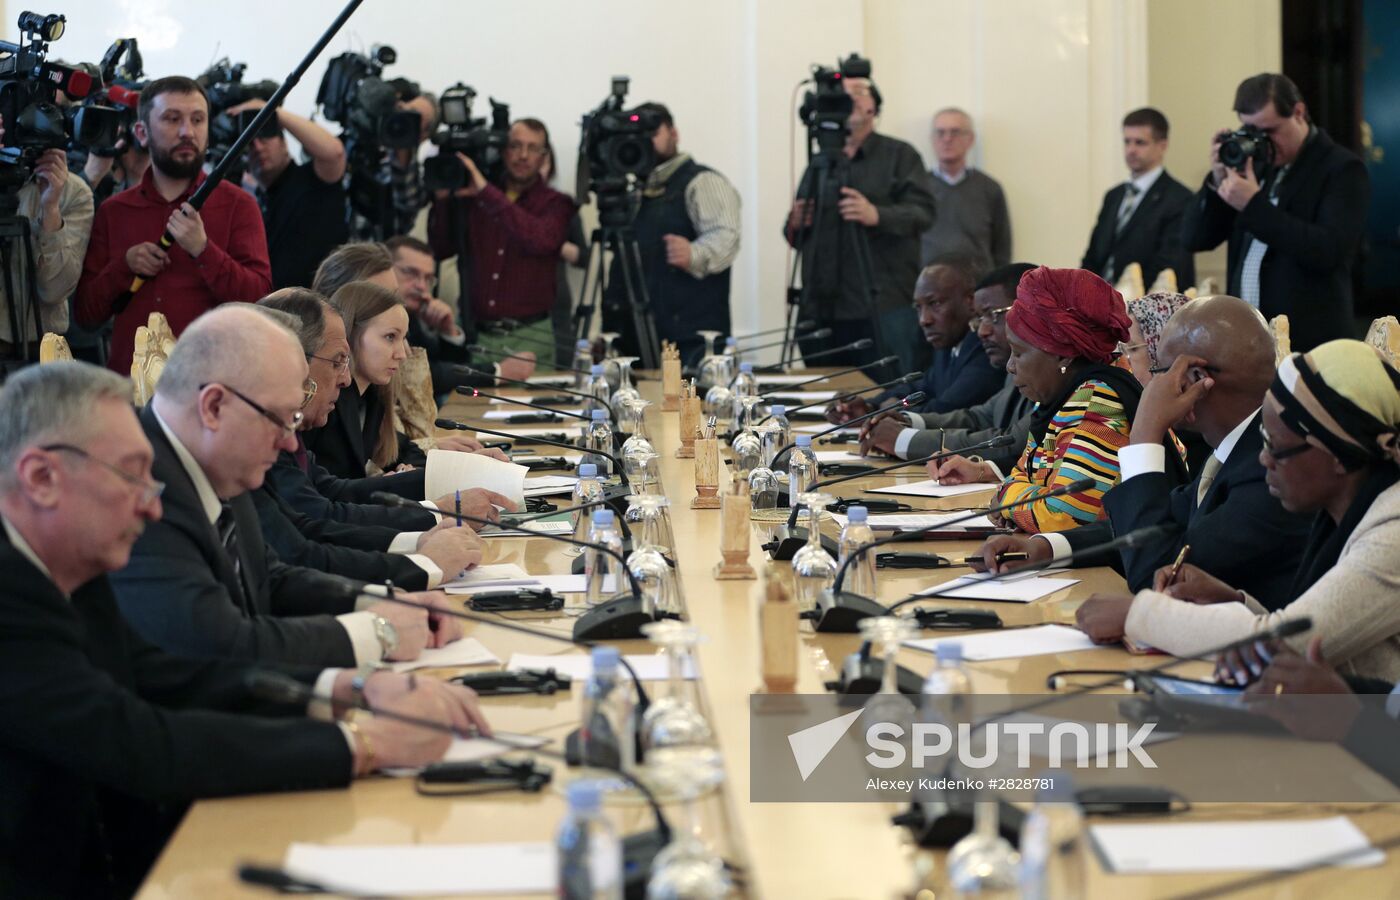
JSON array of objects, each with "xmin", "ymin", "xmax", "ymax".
[
  {"xmin": 477, "ymin": 426, "xmax": 580, "ymax": 440},
  {"xmin": 442, "ymin": 563, "xmax": 531, "ymax": 587},
  {"xmin": 511, "ymin": 453, "xmax": 582, "ymax": 465},
  {"xmin": 506, "ymin": 653, "xmax": 696, "ymax": 681},
  {"xmin": 815, "ymin": 450, "xmax": 875, "ymax": 463},
  {"xmin": 523, "ymin": 475, "xmax": 579, "ymax": 497},
  {"xmin": 524, "ymin": 574, "xmax": 617, "ymax": 594},
  {"xmin": 866, "ymin": 479, "xmax": 994, "ymax": 498},
  {"xmin": 388, "ymin": 638, "xmax": 499, "ymax": 673},
  {"xmin": 484, "ymin": 520, "xmax": 575, "ymax": 537},
  {"xmin": 795, "ymin": 424, "xmax": 859, "ymax": 436},
  {"xmin": 829, "ymin": 511, "xmax": 997, "ymax": 532},
  {"xmin": 284, "ymin": 842, "xmax": 561, "ymax": 895},
  {"xmin": 914, "ymin": 573, "xmax": 1081, "ymax": 603},
  {"xmin": 765, "ymin": 390, "xmax": 839, "ymax": 402},
  {"xmin": 526, "ymin": 374, "xmax": 576, "ymax": 385},
  {"xmin": 481, "ymin": 408, "xmax": 584, "ymax": 421},
  {"xmin": 380, "ymin": 733, "xmax": 551, "ymax": 777},
  {"xmin": 756, "ymin": 373, "xmax": 821, "ymax": 385},
  {"xmin": 1089, "ymin": 816, "xmax": 1384, "ymax": 874},
  {"xmin": 424, "ymin": 449, "xmax": 528, "ymax": 508},
  {"xmin": 905, "ymin": 624, "xmax": 1098, "ymax": 661}
]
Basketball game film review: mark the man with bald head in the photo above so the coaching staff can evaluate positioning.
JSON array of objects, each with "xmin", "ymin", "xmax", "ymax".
[
  {"xmin": 920, "ymin": 108, "xmax": 1012, "ymax": 273},
  {"xmin": 110, "ymin": 305, "xmax": 464, "ymax": 669},
  {"xmin": 981, "ymin": 295, "xmax": 1312, "ymax": 611}
]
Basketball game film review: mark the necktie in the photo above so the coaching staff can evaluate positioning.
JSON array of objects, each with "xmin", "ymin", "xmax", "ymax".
[
  {"xmin": 1195, "ymin": 455, "xmax": 1224, "ymax": 506},
  {"xmin": 1114, "ymin": 183, "xmax": 1142, "ymax": 234},
  {"xmin": 216, "ymin": 502, "xmax": 251, "ymax": 610}
]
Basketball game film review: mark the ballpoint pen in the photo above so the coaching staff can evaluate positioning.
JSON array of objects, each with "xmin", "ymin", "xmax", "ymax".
[{"xmin": 1164, "ymin": 543, "xmax": 1191, "ymax": 587}]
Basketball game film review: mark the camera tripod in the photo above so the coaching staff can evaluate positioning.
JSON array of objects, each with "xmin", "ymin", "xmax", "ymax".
[
  {"xmin": 781, "ymin": 151, "xmax": 881, "ymax": 367},
  {"xmin": 573, "ymin": 220, "xmax": 661, "ymax": 370},
  {"xmin": 0, "ymin": 184, "xmax": 43, "ymax": 370}
]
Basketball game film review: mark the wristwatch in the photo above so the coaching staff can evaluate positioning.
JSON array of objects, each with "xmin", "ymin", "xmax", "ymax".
[
  {"xmin": 371, "ymin": 614, "xmax": 399, "ymax": 659},
  {"xmin": 350, "ymin": 662, "xmax": 388, "ymax": 709}
]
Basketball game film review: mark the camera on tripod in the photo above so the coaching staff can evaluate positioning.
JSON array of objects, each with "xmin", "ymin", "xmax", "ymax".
[
  {"xmin": 0, "ymin": 11, "xmax": 123, "ymax": 186},
  {"xmin": 422, "ymin": 82, "xmax": 509, "ymax": 192},
  {"xmin": 317, "ymin": 45, "xmax": 420, "ymax": 151},
  {"xmin": 799, "ymin": 52, "xmax": 871, "ymax": 156},
  {"xmin": 1218, "ymin": 124, "xmax": 1275, "ymax": 178},
  {"xmin": 576, "ymin": 76, "xmax": 662, "ymax": 227},
  {"xmin": 79, "ymin": 37, "xmax": 144, "ymax": 159}
]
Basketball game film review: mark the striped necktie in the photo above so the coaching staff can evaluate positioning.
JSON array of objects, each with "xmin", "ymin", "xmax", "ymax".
[{"xmin": 1195, "ymin": 455, "xmax": 1224, "ymax": 506}]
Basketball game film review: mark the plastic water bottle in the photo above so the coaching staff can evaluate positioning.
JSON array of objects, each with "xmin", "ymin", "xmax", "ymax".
[
  {"xmin": 787, "ymin": 435, "xmax": 818, "ymax": 507},
  {"xmin": 722, "ymin": 335, "xmax": 738, "ymax": 364},
  {"xmin": 584, "ymin": 508, "xmax": 624, "ymax": 607},
  {"xmin": 761, "ymin": 404, "xmax": 791, "ymax": 467},
  {"xmin": 578, "ymin": 645, "xmax": 636, "ymax": 774},
  {"xmin": 583, "ymin": 409, "xmax": 614, "ymax": 476},
  {"xmin": 837, "ymin": 505, "xmax": 877, "ymax": 598},
  {"xmin": 585, "ymin": 364, "xmax": 611, "ymax": 419},
  {"xmin": 730, "ymin": 360, "xmax": 758, "ymax": 398},
  {"xmin": 1019, "ymin": 775, "xmax": 1085, "ymax": 900},
  {"xmin": 572, "ymin": 339, "xmax": 593, "ymax": 389},
  {"xmin": 556, "ymin": 779, "xmax": 623, "ymax": 900},
  {"xmin": 571, "ymin": 464, "xmax": 605, "ymax": 543},
  {"xmin": 922, "ymin": 642, "xmax": 973, "ymax": 697}
]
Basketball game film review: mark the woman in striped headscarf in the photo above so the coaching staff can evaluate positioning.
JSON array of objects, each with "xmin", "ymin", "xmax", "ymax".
[{"xmin": 1113, "ymin": 339, "xmax": 1400, "ymax": 682}]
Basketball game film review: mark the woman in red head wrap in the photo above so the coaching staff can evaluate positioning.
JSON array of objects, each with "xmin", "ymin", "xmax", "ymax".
[{"xmin": 937, "ymin": 267, "xmax": 1185, "ymax": 534}]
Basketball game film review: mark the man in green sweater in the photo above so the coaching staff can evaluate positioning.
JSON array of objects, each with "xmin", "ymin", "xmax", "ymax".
[{"xmin": 919, "ymin": 108, "xmax": 1013, "ymax": 274}]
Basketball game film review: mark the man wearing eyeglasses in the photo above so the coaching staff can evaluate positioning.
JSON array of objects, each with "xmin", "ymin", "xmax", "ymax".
[
  {"xmin": 229, "ymin": 97, "xmax": 349, "ymax": 290},
  {"xmin": 0, "ymin": 360, "xmax": 490, "ymax": 896},
  {"xmin": 920, "ymin": 108, "xmax": 1012, "ymax": 275},
  {"xmin": 110, "ymin": 305, "xmax": 465, "ymax": 669},
  {"xmin": 428, "ymin": 118, "xmax": 575, "ymax": 361}
]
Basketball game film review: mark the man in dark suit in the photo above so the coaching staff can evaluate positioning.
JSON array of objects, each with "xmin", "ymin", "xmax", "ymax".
[
  {"xmin": 979, "ymin": 297, "xmax": 1311, "ymax": 621},
  {"xmin": 1183, "ymin": 73, "xmax": 1369, "ymax": 351},
  {"xmin": 0, "ymin": 361, "xmax": 486, "ymax": 897},
  {"xmin": 860, "ymin": 262, "xmax": 1037, "ymax": 465},
  {"xmin": 1082, "ymin": 107, "xmax": 1196, "ymax": 290},
  {"xmin": 110, "ymin": 306, "xmax": 465, "ymax": 668}
]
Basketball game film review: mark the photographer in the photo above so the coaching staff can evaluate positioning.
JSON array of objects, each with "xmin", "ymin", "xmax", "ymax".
[
  {"xmin": 784, "ymin": 74, "xmax": 936, "ymax": 376},
  {"xmin": 75, "ymin": 76, "xmax": 272, "ymax": 374},
  {"xmin": 602, "ymin": 102, "xmax": 740, "ymax": 366},
  {"xmin": 228, "ymin": 97, "xmax": 349, "ymax": 289},
  {"xmin": 427, "ymin": 118, "xmax": 574, "ymax": 354},
  {"xmin": 0, "ymin": 117, "xmax": 94, "ymax": 371},
  {"xmin": 1182, "ymin": 73, "xmax": 1369, "ymax": 351},
  {"xmin": 387, "ymin": 86, "xmax": 435, "ymax": 236},
  {"xmin": 81, "ymin": 134, "xmax": 149, "ymax": 209}
]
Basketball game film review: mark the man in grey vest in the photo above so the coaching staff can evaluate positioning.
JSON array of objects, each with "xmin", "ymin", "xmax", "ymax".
[{"xmin": 920, "ymin": 108, "xmax": 1012, "ymax": 274}]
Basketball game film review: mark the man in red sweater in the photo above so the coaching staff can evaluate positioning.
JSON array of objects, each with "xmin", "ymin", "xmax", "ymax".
[{"xmin": 76, "ymin": 76, "xmax": 271, "ymax": 374}]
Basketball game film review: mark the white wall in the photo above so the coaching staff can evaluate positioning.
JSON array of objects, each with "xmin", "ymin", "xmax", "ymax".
[{"xmin": 9, "ymin": 0, "xmax": 1277, "ymax": 354}]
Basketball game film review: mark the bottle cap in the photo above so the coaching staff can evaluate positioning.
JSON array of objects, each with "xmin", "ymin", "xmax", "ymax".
[
  {"xmin": 740, "ymin": 362, "xmax": 754, "ymax": 373},
  {"xmin": 725, "ymin": 336, "xmax": 737, "ymax": 347},
  {"xmin": 590, "ymin": 364, "xmax": 604, "ymax": 375},
  {"xmin": 935, "ymin": 642, "xmax": 964, "ymax": 664},
  {"xmin": 591, "ymin": 409, "xmax": 608, "ymax": 420},
  {"xmin": 846, "ymin": 505, "xmax": 867, "ymax": 523},
  {"xmin": 577, "ymin": 339, "xmax": 591, "ymax": 349},
  {"xmin": 771, "ymin": 404, "xmax": 786, "ymax": 416},
  {"xmin": 593, "ymin": 508, "xmax": 615, "ymax": 526},
  {"xmin": 796, "ymin": 435, "xmax": 812, "ymax": 448},
  {"xmin": 578, "ymin": 463, "xmax": 598, "ymax": 478},
  {"xmin": 591, "ymin": 644, "xmax": 620, "ymax": 671},
  {"xmin": 566, "ymin": 779, "xmax": 603, "ymax": 812}
]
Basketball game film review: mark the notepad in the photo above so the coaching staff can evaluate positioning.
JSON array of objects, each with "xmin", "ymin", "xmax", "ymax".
[
  {"xmin": 815, "ymin": 450, "xmax": 873, "ymax": 464},
  {"xmin": 523, "ymin": 475, "xmax": 579, "ymax": 497},
  {"xmin": 526, "ymin": 374, "xmax": 576, "ymax": 385},
  {"xmin": 442, "ymin": 563, "xmax": 531, "ymax": 588},
  {"xmin": 914, "ymin": 573, "xmax": 1081, "ymax": 603},
  {"xmin": 905, "ymin": 624, "xmax": 1097, "ymax": 660},
  {"xmin": 483, "ymin": 520, "xmax": 574, "ymax": 537},
  {"xmin": 765, "ymin": 390, "xmax": 839, "ymax": 402},
  {"xmin": 506, "ymin": 653, "xmax": 696, "ymax": 681},
  {"xmin": 1088, "ymin": 816, "xmax": 1384, "ymax": 874},
  {"xmin": 380, "ymin": 733, "xmax": 551, "ymax": 778},
  {"xmin": 388, "ymin": 638, "xmax": 499, "ymax": 673},
  {"xmin": 866, "ymin": 479, "xmax": 994, "ymax": 499},
  {"xmin": 829, "ymin": 512, "xmax": 997, "ymax": 532},
  {"xmin": 284, "ymin": 842, "xmax": 567, "ymax": 895},
  {"xmin": 424, "ymin": 449, "xmax": 528, "ymax": 508}
]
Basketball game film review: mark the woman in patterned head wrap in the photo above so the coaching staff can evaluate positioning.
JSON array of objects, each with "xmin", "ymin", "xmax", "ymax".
[
  {"xmin": 1110, "ymin": 340, "xmax": 1400, "ymax": 682},
  {"xmin": 1124, "ymin": 291, "xmax": 1193, "ymax": 386}
]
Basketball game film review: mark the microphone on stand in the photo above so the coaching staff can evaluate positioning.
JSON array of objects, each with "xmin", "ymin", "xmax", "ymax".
[
  {"xmin": 769, "ymin": 392, "xmax": 926, "ymax": 469},
  {"xmin": 756, "ymin": 356, "xmax": 899, "ymax": 396},
  {"xmin": 435, "ymin": 418, "xmax": 627, "ymax": 483},
  {"xmin": 452, "ymin": 366, "xmax": 598, "ymax": 402},
  {"xmin": 733, "ymin": 320, "xmax": 816, "ymax": 343},
  {"xmin": 758, "ymin": 371, "xmax": 920, "ymax": 424},
  {"xmin": 752, "ymin": 337, "xmax": 875, "ymax": 373},
  {"xmin": 731, "ymin": 328, "xmax": 832, "ymax": 357}
]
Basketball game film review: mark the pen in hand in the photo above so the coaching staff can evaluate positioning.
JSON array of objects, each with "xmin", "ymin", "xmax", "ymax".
[
  {"xmin": 1164, "ymin": 544, "xmax": 1191, "ymax": 588},
  {"xmin": 455, "ymin": 489, "xmax": 462, "ymax": 523}
]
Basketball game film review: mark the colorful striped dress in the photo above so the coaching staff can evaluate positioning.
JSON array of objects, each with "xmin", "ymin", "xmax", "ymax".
[{"xmin": 995, "ymin": 377, "xmax": 1132, "ymax": 533}]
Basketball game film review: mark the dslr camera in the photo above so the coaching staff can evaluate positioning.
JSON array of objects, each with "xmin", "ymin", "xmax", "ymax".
[
  {"xmin": 422, "ymin": 82, "xmax": 509, "ymax": 192},
  {"xmin": 576, "ymin": 76, "xmax": 662, "ymax": 227},
  {"xmin": 799, "ymin": 52, "xmax": 871, "ymax": 156},
  {"xmin": 0, "ymin": 11, "xmax": 122, "ymax": 187},
  {"xmin": 1218, "ymin": 124, "xmax": 1275, "ymax": 179}
]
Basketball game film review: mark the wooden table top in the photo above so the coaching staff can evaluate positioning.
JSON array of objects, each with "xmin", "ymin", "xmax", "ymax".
[{"xmin": 136, "ymin": 371, "xmax": 1400, "ymax": 900}]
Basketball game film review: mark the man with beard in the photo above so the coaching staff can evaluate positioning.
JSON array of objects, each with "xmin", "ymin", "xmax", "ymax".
[
  {"xmin": 601, "ymin": 102, "xmax": 740, "ymax": 365},
  {"xmin": 76, "ymin": 76, "xmax": 272, "ymax": 375},
  {"xmin": 226, "ymin": 97, "xmax": 349, "ymax": 290}
]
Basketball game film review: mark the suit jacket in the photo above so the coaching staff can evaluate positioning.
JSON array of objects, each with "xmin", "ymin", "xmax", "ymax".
[
  {"xmin": 906, "ymin": 373, "xmax": 1036, "ymax": 472},
  {"xmin": 110, "ymin": 409, "xmax": 366, "ymax": 667},
  {"xmin": 1182, "ymin": 128, "xmax": 1368, "ymax": 351},
  {"xmin": 251, "ymin": 484, "xmax": 431, "ymax": 591},
  {"xmin": 1065, "ymin": 411, "xmax": 1312, "ymax": 607},
  {"xmin": 266, "ymin": 440, "xmax": 436, "ymax": 531},
  {"xmin": 1081, "ymin": 169, "xmax": 1195, "ymax": 289},
  {"xmin": 881, "ymin": 330, "xmax": 1004, "ymax": 415},
  {"xmin": 0, "ymin": 531, "xmax": 349, "ymax": 898},
  {"xmin": 406, "ymin": 314, "xmax": 494, "ymax": 397},
  {"xmin": 302, "ymin": 383, "xmax": 426, "ymax": 480}
]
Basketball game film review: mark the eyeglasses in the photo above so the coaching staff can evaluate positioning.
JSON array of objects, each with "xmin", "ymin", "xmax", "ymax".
[
  {"xmin": 968, "ymin": 305, "xmax": 1014, "ymax": 332},
  {"xmin": 201, "ymin": 383, "xmax": 303, "ymax": 433},
  {"xmin": 301, "ymin": 378, "xmax": 317, "ymax": 411},
  {"xmin": 393, "ymin": 263, "xmax": 437, "ymax": 290},
  {"xmin": 40, "ymin": 443, "xmax": 165, "ymax": 504},
  {"xmin": 1259, "ymin": 423, "xmax": 1313, "ymax": 461},
  {"xmin": 934, "ymin": 128, "xmax": 970, "ymax": 139},
  {"xmin": 308, "ymin": 352, "xmax": 350, "ymax": 373}
]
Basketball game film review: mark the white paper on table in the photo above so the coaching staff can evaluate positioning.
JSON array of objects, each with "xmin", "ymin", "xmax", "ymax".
[
  {"xmin": 442, "ymin": 563, "xmax": 530, "ymax": 587},
  {"xmin": 525, "ymin": 574, "xmax": 617, "ymax": 594},
  {"xmin": 507, "ymin": 653, "xmax": 696, "ymax": 681},
  {"xmin": 796, "ymin": 424, "xmax": 859, "ymax": 436},
  {"xmin": 424, "ymin": 449, "xmax": 528, "ymax": 507},
  {"xmin": 765, "ymin": 390, "xmax": 839, "ymax": 402},
  {"xmin": 914, "ymin": 573, "xmax": 1081, "ymax": 603},
  {"xmin": 1088, "ymin": 816, "xmax": 1384, "ymax": 874},
  {"xmin": 523, "ymin": 475, "xmax": 579, "ymax": 497},
  {"xmin": 477, "ymin": 426, "xmax": 580, "ymax": 440},
  {"xmin": 829, "ymin": 511, "xmax": 996, "ymax": 532},
  {"xmin": 388, "ymin": 638, "xmax": 499, "ymax": 672},
  {"xmin": 511, "ymin": 453, "xmax": 582, "ymax": 465},
  {"xmin": 527, "ymin": 374, "xmax": 576, "ymax": 385},
  {"xmin": 815, "ymin": 450, "xmax": 876, "ymax": 464},
  {"xmin": 380, "ymin": 733, "xmax": 551, "ymax": 777},
  {"xmin": 865, "ymin": 479, "xmax": 993, "ymax": 499},
  {"xmin": 905, "ymin": 625, "xmax": 1098, "ymax": 660},
  {"xmin": 284, "ymin": 842, "xmax": 564, "ymax": 895},
  {"xmin": 755, "ymin": 373, "xmax": 820, "ymax": 385},
  {"xmin": 484, "ymin": 520, "xmax": 574, "ymax": 537},
  {"xmin": 481, "ymin": 408, "xmax": 584, "ymax": 421}
]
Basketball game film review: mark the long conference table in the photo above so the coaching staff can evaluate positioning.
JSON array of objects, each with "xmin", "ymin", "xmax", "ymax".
[{"xmin": 137, "ymin": 369, "xmax": 1400, "ymax": 899}]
